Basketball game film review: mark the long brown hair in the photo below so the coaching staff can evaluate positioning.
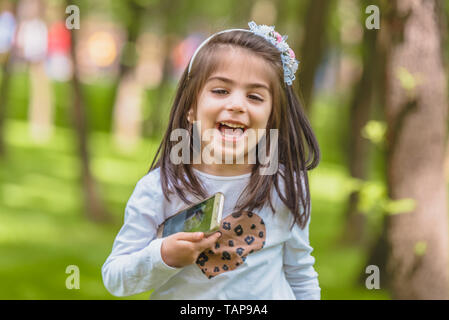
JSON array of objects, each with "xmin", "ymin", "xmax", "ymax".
[{"xmin": 149, "ymin": 30, "xmax": 320, "ymax": 229}]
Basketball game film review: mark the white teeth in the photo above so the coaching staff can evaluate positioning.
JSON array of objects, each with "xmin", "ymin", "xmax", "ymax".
[{"xmin": 219, "ymin": 121, "xmax": 246, "ymax": 129}]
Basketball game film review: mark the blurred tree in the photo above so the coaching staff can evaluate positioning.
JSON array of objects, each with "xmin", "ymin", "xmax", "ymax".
[
  {"xmin": 119, "ymin": 1, "xmax": 144, "ymax": 77},
  {"xmin": 66, "ymin": 0, "xmax": 111, "ymax": 223},
  {"xmin": 0, "ymin": 40, "xmax": 12, "ymax": 157},
  {"xmin": 143, "ymin": 0, "xmax": 180, "ymax": 137},
  {"xmin": 341, "ymin": 0, "xmax": 379, "ymax": 245},
  {"xmin": 111, "ymin": 0, "xmax": 148, "ymax": 151},
  {"xmin": 381, "ymin": 0, "xmax": 449, "ymax": 299},
  {"xmin": 298, "ymin": 0, "xmax": 333, "ymax": 111},
  {"xmin": 439, "ymin": 1, "xmax": 449, "ymax": 180}
]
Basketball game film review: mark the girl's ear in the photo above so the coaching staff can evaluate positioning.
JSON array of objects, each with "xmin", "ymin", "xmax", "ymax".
[{"xmin": 187, "ymin": 109, "xmax": 194, "ymax": 123}]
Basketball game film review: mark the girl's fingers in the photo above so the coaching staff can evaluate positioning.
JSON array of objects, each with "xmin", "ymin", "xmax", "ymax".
[
  {"xmin": 175, "ymin": 232, "xmax": 204, "ymax": 242},
  {"xmin": 197, "ymin": 232, "xmax": 222, "ymax": 251}
]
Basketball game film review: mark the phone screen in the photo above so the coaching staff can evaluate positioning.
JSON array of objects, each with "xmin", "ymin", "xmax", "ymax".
[{"xmin": 162, "ymin": 196, "xmax": 216, "ymax": 237}]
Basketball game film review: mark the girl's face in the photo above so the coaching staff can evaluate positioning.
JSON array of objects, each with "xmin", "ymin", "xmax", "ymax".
[{"xmin": 189, "ymin": 47, "xmax": 274, "ymax": 175}]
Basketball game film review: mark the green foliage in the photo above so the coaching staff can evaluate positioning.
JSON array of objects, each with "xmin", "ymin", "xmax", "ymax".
[
  {"xmin": 361, "ymin": 120, "xmax": 386, "ymax": 146},
  {"xmin": 310, "ymin": 92, "xmax": 352, "ymax": 165},
  {"xmin": 353, "ymin": 178, "xmax": 416, "ymax": 216},
  {"xmin": 384, "ymin": 198, "xmax": 416, "ymax": 215},
  {"xmin": 4, "ymin": 71, "xmax": 30, "ymax": 120},
  {"xmin": 82, "ymin": 81, "xmax": 117, "ymax": 132},
  {"xmin": 308, "ymin": 163, "xmax": 389, "ymax": 300},
  {"xmin": 357, "ymin": 180, "xmax": 385, "ymax": 213},
  {"xmin": 414, "ymin": 241, "xmax": 427, "ymax": 257},
  {"xmin": 395, "ymin": 67, "xmax": 422, "ymax": 98},
  {"xmin": 6, "ymin": 72, "xmax": 118, "ymax": 133}
]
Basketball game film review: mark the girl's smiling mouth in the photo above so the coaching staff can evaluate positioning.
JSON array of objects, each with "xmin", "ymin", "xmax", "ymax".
[{"xmin": 215, "ymin": 121, "xmax": 248, "ymax": 142}]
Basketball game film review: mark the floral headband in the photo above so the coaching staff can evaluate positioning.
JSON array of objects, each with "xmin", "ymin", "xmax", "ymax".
[{"xmin": 187, "ymin": 21, "xmax": 299, "ymax": 86}]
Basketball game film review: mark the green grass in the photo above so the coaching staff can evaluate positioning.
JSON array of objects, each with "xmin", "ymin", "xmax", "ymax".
[
  {"xmin": 0, "ymin": 97, "xmax": 390, "ymax": 299},
  {"xmin": 0, "ymin": 120, "xmax": 157, "ymax": 299}
]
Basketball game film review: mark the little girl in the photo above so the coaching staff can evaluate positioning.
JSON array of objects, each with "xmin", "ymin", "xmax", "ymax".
[{"xmin": 102, "ymin": 21, "xmax": 321, "ymax": 300}]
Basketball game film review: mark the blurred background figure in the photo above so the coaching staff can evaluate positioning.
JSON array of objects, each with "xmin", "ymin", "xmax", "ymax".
[
  {"xmin": 0, "ymin": 2, "xmax": 16, "ymax": 58},
  {"xmin": 16, "ymin": 0, "xmax": 52, "ymax": 142},
  {"xmin": 46, "ymin": 6, "xmax": 72, "ymax": 82}
]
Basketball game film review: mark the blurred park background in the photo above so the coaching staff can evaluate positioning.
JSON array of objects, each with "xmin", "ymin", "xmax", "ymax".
[{"xmin": 1, "ymin": 0, "xmax": 449, "ymax": 300}]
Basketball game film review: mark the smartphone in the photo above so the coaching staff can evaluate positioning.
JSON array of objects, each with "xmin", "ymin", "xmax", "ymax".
[{"xmin": 157, "ymin": 192, "xmax": 224, "ymax": 238}]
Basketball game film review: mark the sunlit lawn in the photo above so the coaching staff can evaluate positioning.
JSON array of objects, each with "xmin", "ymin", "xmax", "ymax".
[
  {"xmin": 0, "ymin": 120, "xmax": 154, "ymax": 299},
  {"xmin": 0, "ymin": 100, "xmax": 390, "ymax": 299}
]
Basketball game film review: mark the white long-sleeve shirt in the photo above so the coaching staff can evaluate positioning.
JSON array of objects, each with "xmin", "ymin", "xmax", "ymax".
[{"xmin": 101, "ymin": 167, "xmax": 321, "ymax": 299}]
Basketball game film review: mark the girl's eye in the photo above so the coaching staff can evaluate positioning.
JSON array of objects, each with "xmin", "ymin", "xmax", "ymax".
[
  {"xmin": 212, "ymin": 89, "xmax": 228, "ymax": 95},
  {"xmin": 249, "ymin": 95, "xmax": 264, "ymax": 102},
  {"xmin": 212, "ymin": 89, "xmax": 264, "ymax": 102}
]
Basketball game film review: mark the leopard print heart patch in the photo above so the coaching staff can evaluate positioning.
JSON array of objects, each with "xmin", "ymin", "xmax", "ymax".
[{"xmin": 195, "ymin": 211, "xmax": 266, "ymax": 279}]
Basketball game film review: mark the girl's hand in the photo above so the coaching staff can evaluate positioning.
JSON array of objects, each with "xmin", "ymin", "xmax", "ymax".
[{"xmin": 161, "ymin": 231, "xmax": 222, "ymax": 268}]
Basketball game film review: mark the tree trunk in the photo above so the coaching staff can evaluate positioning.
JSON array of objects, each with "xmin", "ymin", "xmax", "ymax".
[
  {"xmin": 142, "ymin": 0, "xmax": 173, "ymax": 138},
  {"xmin": 0, "ymin": 51, "xmax": 12, "ymax": 157},
  {"xmin": 67, "ymin": 4, "xmax": 111, "ymax": 223},
  {"xmin": 341, "ymin": 14, "xmax": 379, "ymax": 245},
  {"xmin": 383, "ymin": 0, "xmax": 449, "ymax": 299},
  {"xmin": 298, "ymin": 0, "xmax": 332, "ymax": 110},
  {"xmin": 112, "ymin": 1, "xmax": 146, "ymax": 151}
]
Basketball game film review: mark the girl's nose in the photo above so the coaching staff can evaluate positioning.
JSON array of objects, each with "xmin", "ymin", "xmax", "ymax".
[{"xmin": 225, "ymin": 93, "xmax": 246, "ymax": 113}]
